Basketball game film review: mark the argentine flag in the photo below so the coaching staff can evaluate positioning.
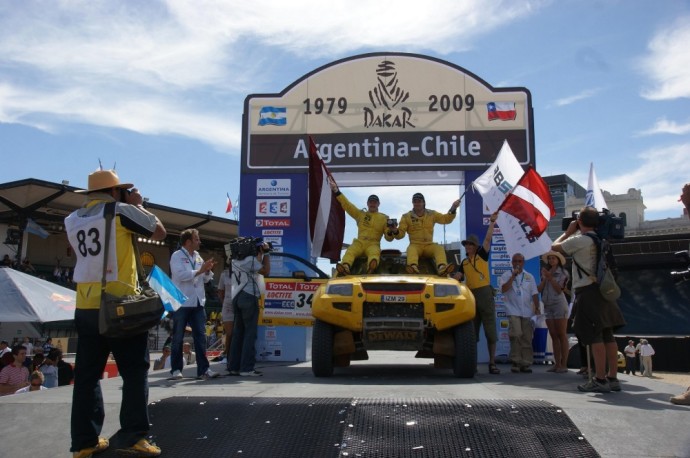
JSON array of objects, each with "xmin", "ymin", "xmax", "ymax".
[
  {"xmin": 258, "ymin": 106, "xmax": 287, "ymax": 126},
  {"xmin": 147, "ymin": 265, "xmax": 187, "ymax": 312}
]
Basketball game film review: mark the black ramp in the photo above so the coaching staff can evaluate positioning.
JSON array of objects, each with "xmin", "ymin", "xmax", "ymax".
[
  {"xmin": 343, "ymin": 399, "xmax": 599, "ymax": 457},
  {"xmin": 99, "ymin": 397, "xmax": 599, "ymax": 458}
]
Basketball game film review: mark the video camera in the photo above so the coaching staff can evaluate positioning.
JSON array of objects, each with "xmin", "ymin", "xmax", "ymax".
[
  {"xmin": 561, "ymin": 208, "xmax": 625, "ymax": 240},
  {"xmin": 671, "ymin": 250, "xmax": 690, "ymax": 284},
  {"xmin": 225, "ymin": 236, "xmax": 272, "ymax": 260}
]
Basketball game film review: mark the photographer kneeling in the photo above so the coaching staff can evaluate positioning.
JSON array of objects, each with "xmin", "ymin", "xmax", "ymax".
[{"xmin": 227, "ymin": 238, "xmax": 271, "ymax": 376}]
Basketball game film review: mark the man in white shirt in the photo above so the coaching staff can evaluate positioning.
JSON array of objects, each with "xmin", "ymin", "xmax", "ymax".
[
  {"xmin": 623, "ymin": 340, "xmax": 637, "ymax": 375},
  {"xmin": 499, "ymin": 253, "xmax": 539, "ymax": 373},
  {"xmin": 169, "ymin": 229, "xmax": 219, "ymax": 380},
  {"xmin": 21, "ymin": 337, "xmax": 34, "ymax": 356}
]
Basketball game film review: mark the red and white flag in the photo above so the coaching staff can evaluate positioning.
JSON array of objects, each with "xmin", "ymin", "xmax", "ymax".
[
  {"xmin": 487, "ymin": 102, "xmax": 517, "ymax": 121},
  {"xmin": 225, "ymin": 193, "xmax": 233, "ymax": 213},
  {"xmin": 473, "ymin": 140, "xmax": 553, "ymax": 260},
  {"xmin": 308, "ymin": 136, "xmax": 345, "ymax": 262},
  {"xmin": 498, "ymin": 166, "xmax": 555, "ymax": 239}
]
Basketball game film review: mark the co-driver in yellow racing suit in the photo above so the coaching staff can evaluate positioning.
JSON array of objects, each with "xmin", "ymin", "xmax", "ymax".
[
  {"xmin": 391, "ymin": 192, "xmax": 460, "ymax": 276},
  {"xmin": 329, "ymin": 177, "xmax": 395, "ymax": 275}
]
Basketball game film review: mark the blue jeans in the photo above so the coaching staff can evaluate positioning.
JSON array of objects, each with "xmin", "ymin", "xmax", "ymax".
[
  {"xmin": 70, "ymin": 309, "xmax": 150, "ymax": 451},
  {"xmin": 170, "ymin": 305, "xmax": 209, "ymax": 377},
  {"xmin": 228, "ymin": 291, "xmax": 259, "ymax": 373}
]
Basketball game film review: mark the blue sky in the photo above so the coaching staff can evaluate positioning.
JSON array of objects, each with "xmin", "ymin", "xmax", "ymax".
[{"xmin": 1, "ymin": 1, "xmax": 689, "ymax": 253}]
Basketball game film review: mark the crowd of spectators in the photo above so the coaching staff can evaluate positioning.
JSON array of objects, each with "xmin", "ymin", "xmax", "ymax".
[
  {"xmin": 0, "ymin": 340, "xmax": 74, "ymax": 395},
  {"xmin": 1, "ymin": 254, "xmax": 75, "ymax": 289}
]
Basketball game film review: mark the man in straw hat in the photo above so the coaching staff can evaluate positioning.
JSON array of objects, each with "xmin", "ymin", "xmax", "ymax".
[
  {"xmin": 329, "ymin": 177, "xmax": 395, "ymax": 276},
  {"xmin": 65, "ymin": 168, "xmax": 166, "ymax": 457},
  {"xmin": 391, "ymin": 192, "xmax": 460, "ymax": 276},
  {"xmin": 453, "ymin": 212, "xmax": 501, "ymax": 374}
]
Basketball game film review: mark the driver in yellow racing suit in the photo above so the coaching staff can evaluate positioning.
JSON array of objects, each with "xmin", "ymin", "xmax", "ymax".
[
  {"xmin": 329, "ymin": 177, "xmax": 395, "ymax": 275},
  {"xmin": 390, "ymin": 192, "xmax": 460, "ymax": 276}
]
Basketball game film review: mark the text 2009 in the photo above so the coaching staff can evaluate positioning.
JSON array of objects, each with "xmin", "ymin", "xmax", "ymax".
[{"xmin": 428, "ymin": 94, "xmax": 475, "ymax": 112}]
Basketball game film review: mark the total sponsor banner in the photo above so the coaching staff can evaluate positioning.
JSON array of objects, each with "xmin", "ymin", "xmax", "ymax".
[{"xmin": 260, "ymin": 279, "xmax": 326, "ymax": 326}]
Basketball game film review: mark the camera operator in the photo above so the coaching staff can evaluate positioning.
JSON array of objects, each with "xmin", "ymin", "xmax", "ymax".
[
  {"xmin": 227, "ymin": 239, "xmax": 271, "ymax": 376},
  {"xmin": 552, "ymin": 206, "xmax": 625, "ymax": 393}
]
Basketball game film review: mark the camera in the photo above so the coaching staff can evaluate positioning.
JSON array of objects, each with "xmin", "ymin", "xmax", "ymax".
[
  {"xmin": 119, "ymin": 188, "xmax": 131, "ymax": 203},
  {"xmin": 561, "ymin": 208, "xmax": 625, "ymax": 240},
  {"xmin": 671, "ymin": 250, "xmax": 690, "ymax": 284},
  {"xmin": 386, "ymin": 218, "xmax": 397, "ymax": 228},
  {"xmin": 225, "ymin": 236, "xmax": 272, "ymax": 260}
]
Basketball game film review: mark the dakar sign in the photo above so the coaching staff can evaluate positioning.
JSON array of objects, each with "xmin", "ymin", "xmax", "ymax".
[{"xmin": 242, "ymin": 52, "xmax": 534, "ymax": 174}]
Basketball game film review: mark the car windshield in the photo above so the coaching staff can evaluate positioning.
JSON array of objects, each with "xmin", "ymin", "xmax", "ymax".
[
  {"xmin": 351, "ymin": 250, "xmax": 436, "ymax": 275},
  {"xmin": 266, "ymin": 253, "xmax": 329, "ymax": 279}
]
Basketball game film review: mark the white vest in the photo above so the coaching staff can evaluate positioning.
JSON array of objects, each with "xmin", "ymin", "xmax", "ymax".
[{"xmin": 64, "ymin": 204, "xmax": 118, "ymax": 283}]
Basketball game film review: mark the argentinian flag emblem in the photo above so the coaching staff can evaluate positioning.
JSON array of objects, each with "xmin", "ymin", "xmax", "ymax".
[{"xmin": 258, "ymin": 106, "xmax": 287, "ymax": 126}]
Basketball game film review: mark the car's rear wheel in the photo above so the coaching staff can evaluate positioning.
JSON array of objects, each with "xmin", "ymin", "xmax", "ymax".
[
  {"xmin": 453, "ymin": 321, "xmax": 476, "ymax": 378},
  {"xmin": 312, "ymin": 319, "xmax": 334, "ymax": 377}
]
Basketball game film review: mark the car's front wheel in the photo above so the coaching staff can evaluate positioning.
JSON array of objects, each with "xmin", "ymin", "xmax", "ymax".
[
  {"xmin": 312, "ymin": 319, "xmax": 334, "ymax": 377},
  {"xmin": 453, "ymin": 321, "xmax": 476, "ymax": 378}
]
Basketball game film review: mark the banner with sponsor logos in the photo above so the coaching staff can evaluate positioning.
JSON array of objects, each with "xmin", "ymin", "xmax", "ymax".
[{"xmin": 239, "ymin": 173, "xmax": 309, "ymax": 258}]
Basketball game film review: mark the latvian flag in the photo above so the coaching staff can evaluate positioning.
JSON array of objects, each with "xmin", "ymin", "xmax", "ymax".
[
  {"xmin": 487, "ymin": 102, "xmax": 517, "ymax": 121},
  {"xmin": 497, "ymin": 166, "xmax": 555, "ymax": 239},
  {"xmin": 308, "ymin": 136, "xmax": 345, "ymax": 262}
]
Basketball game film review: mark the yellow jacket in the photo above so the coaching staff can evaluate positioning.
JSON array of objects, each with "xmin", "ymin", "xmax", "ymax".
[
  {"xmin": 336, "ymin": 193, "xmax": 394, "ymax": 243},
  {"xmin": 395, "ymin": 209, "xmax": 456, "ymax": 243}
]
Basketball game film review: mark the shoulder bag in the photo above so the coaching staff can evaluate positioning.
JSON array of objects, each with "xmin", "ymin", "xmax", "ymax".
[{"xmin": 98, "ymin": 202, "xmax": 165, "ymax": 338}]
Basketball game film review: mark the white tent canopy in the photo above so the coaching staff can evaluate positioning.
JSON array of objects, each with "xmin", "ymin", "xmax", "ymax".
[{"xmin": 0, "ymin": 268, "xmax": 75, "ymax": 322}]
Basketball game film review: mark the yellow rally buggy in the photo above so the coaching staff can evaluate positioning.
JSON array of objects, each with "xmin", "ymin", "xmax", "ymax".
[{"xmin": 311, "ymin": 250, "xmax": 477, "ymax": 378}]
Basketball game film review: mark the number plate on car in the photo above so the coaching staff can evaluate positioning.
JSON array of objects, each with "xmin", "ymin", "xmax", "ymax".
[{"xmin": 382, "ymin": 295, "xmax": 406, "ymax": 302}]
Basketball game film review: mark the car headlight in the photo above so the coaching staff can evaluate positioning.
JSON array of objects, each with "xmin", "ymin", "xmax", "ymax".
[
  {"xmin": 326, "ymin": 283, "xmax": 353, "ymax": 296},
  {"xmin": 433, "ymin": 284, "xmax": 459, "ymax": 297}
]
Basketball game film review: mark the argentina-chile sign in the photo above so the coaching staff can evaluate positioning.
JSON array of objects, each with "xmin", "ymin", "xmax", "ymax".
[{"xmin": 242, "ymin": 52, "xmax": 535, "ymax": 176}]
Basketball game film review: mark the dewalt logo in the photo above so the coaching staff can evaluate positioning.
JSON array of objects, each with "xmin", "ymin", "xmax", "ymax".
[{"xmin": 367, "ymin": 330, "xmax": 419, "ymax": 341}]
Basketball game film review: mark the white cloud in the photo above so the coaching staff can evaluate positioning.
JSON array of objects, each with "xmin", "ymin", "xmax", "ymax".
[
  {"xmin": 599, "ymin": 142, "xmax": 690, "ymax": 214},
  {"xmin": 639, "ymin": 16, "xmax": 690, "ymax": 100},
  {"xmin": 636, "ymin": 118, "xmax": 690, "ymax": 136},
  {"xmin": 0, "ymin": 0, "xmax": 544, "ymax": 148},
  {"xmin": 549, "ymin": 88, "xmax": 600, "ymax": 108},
  {"xmin": 0, "ymin": 83, "xmax": 241, "ymax": 150}
]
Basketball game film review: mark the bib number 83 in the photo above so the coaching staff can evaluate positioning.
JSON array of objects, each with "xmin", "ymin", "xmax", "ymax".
[{"xmin": 76, "ymin": 228, "xmax": 102, "ymax": 257}]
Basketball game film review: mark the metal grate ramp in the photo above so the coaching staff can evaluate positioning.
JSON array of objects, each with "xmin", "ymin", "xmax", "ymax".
[{"xmin": 99, "ymin": 397, "xmax": 599, "ymax": 457}]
